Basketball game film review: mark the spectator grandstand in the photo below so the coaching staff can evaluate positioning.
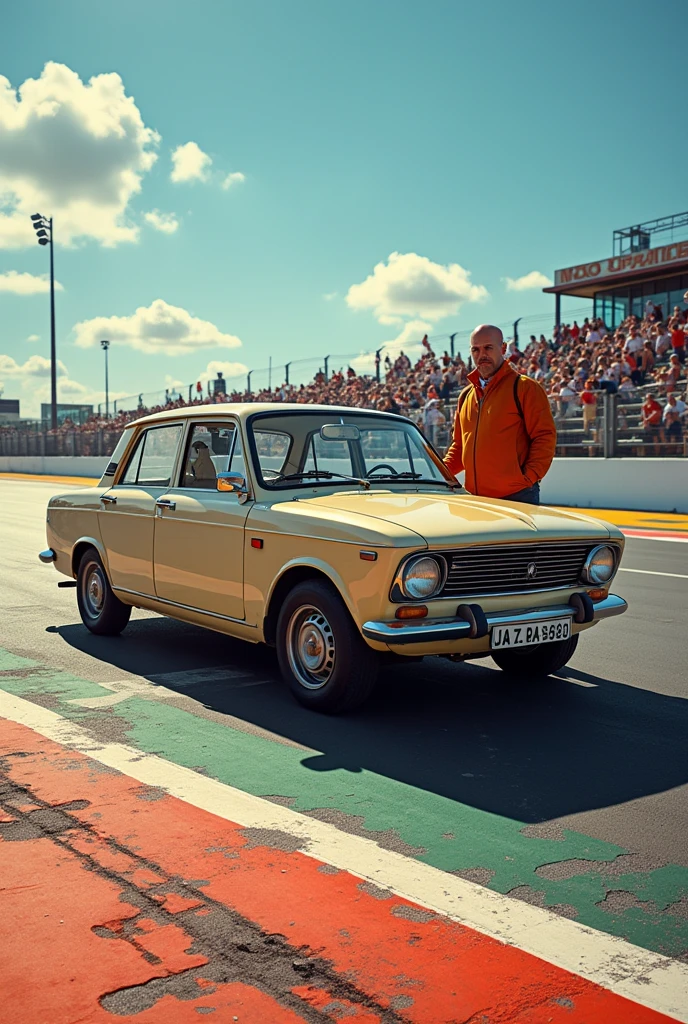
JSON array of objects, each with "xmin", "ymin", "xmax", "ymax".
[{"xmin": 1, "ymin": 310, "xmax": 686, "ymax": 461}]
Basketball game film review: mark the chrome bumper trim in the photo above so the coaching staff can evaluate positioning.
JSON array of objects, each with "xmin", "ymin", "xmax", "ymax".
[
  {"xmin": 362, "ymin": 594, "xmax": 627, "ymax": 646},
  {"xmin": 38, "ymin": 548, "xmax": 56, "ymax": 564}
]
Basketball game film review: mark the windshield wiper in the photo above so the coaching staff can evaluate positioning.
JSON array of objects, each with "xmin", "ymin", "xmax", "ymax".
[
  {"xmin": 367, "ymin": 471, "xmax": 422, "ymax": 480},
  {"xmin": 273, "ymin": 470, "xmax": 370, "ymax": 489},
  {"xmin": 367, "ymin": 473, "xmax": 461, "ymax": 489}
]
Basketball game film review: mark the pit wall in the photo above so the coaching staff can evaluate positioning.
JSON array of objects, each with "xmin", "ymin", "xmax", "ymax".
[
  {"xmin": 0, "ymin": 456, "xmax": 107, "ymax": 479},
  {"xmin": 1, "ymin": 455, "xmax": 686, "ymax": 513}
]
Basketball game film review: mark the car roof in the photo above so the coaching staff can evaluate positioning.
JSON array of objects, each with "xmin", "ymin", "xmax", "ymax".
[{"xmin": 130, "ymin": 403, "xmax": 406, "ymax": 427}]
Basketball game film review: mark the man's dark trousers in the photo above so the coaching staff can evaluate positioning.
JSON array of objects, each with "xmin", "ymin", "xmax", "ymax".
[{"xmin": 501, "ymin": 482, "xmax": 541, "ymax": 505}]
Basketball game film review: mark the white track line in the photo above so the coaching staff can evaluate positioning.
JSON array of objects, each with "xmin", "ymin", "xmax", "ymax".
[
  {"xmin": 623, "ymin": 533, "xmax": 688, "ymax": 544},
  {"xmin": 0, "ymin": 690, "xmax": 686, "ymax": 1022},
  {"xmin": 619, "ymin": 567, "xmax": 688, "ymax": 579}
]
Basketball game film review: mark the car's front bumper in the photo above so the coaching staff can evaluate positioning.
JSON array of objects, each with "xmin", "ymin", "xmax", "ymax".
[{"xmin": 362, "ymin": 593, "xmax": 627, "ymax": 646}]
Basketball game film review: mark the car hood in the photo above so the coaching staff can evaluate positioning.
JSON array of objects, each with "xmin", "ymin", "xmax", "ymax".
[{"xmin": 296, "ymin": 490, "xmax": 616, "ymax": 547}]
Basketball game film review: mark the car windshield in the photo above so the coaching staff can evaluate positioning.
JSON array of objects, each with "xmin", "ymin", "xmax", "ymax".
[{"xmin": 248, "ymin": 410, "xmax": 457, "ymax": 490}]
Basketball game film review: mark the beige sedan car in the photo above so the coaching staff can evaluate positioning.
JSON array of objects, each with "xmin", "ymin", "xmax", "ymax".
[{"xmin": 40, "ymin": 403, "xmax": 627, "ymax": 712}]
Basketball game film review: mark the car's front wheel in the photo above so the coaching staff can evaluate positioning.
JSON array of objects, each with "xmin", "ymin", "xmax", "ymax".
[
  {"xmin": 76, "ymin": 547, "xmax": 131, "ymax": 636},
  {"xmin": 276, "ymin": 580, "xmax": 378, "ymax": 713},
  {"xmin": 491, "ymin": 633, "xmax": 578, "ymax": 678}
]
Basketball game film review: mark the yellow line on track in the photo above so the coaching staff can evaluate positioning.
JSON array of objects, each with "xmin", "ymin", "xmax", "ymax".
[
  {"xmin": 555, "ymin": 506, "xmax": 688, "ymax": 532},
  {"xmin": 0, "ymin": 473, "xmax": 100, "ymax": 486}
]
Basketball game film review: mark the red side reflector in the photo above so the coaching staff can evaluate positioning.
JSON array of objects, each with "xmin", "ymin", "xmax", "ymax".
[
  {"xmin": 360, "ymin": 550, "xmax": 378, "ymax": 561},
  {"xmin": 251, "ymin": 538, "xmax": 264, "ymax": 549},
  {"xmin": 395, "ymin": 605, "xmax": 428, "ymax": 620}
]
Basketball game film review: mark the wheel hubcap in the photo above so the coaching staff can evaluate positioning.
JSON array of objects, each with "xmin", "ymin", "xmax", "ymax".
[
  {"xmin": 286, "ymin": 605, "xmax": 335, "ymax": 690},
  {"xmin": 84, "ymin": 565, "xmax": 104, "ymax": 617}
]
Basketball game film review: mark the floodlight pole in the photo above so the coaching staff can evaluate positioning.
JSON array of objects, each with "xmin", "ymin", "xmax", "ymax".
[
  {"xmin": 324, "ymin": 355, "xmax": 330, "ymax": 382},
  {"xmin": 375, "ymin": 348, "xmax": 383, "ymax": 383},
  {"xmin": 100, "ymin": 340, "xmax": 110, "ymax": 418},
  {"xmin": 285, "ymin": 362, "xmax": 291, "ymax": 385},
  {"xmin": 48, "ymin": 218, "xmax": 57, "ymax": 431},
  {"xmin": 449, "ymin": 333, "xmax": 457, "ymax": 358}
]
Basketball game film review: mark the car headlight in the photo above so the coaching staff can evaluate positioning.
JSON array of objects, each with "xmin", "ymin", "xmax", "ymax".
[
  {"xmin": 582, "ymin": 545, "xmax": 616, "ymax": 585},
  {"xmin": 401, "ymin": 556, "xmax": 444, "ymax": 599}
]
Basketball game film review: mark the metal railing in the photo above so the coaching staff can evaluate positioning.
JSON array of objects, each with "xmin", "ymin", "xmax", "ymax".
[{"xmin": 2, "ymin": 380, "xmax": 685, "ymax": 461}]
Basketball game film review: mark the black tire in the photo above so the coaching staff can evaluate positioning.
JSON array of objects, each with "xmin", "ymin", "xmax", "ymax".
[
  {"xmin": 491, "ymin": 633, "xmax": 578, "ymax": 678},
  {"xmin": 76, "ymin": 547, "xmax": 131, "ymax": 636},
  {"xmin": 276, "ymin": 580, "xmax": 378, "ymax": 713}
]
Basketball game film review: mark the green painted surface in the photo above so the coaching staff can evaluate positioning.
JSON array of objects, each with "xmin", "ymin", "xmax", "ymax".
[
  {"xmin": 1, "ymin": 652, "xmax": 687, "ymax": 957},
  {"xmin": 0, "ymin": 650, "xmax": 39, "ymax": 671}
]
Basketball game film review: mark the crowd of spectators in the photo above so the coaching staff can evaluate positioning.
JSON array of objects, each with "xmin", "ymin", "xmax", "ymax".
[{"xmin": 3, "ymin": 301, "xmax": 687, "ymax": 450}]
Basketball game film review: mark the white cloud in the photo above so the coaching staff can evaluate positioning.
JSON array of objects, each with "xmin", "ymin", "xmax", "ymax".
[
  {"xmin": 323, "ymin": 291, "xmax": 338, "ymax": 302},
  {"xmin": 144, "ymin": 209, "xmax": 179, "ymax": 234},
  {"xmin": 221, "ymin": 171, "xmax": 245, "ymax": 190},
  {"xmin": 58, "ymin": 378, "xmax": 89, "ymax": 396},
  {"xmin": 504, "ymin": 270, "xmax": 553, "ymax": 291},
  {"xmin": 27, "ymin": 334, "xmax": 40, "ymax": 342},
  {"xmin": 0, "ymin": 62, "xmax": 159, "ymax": 248},
  {"xmin": 73, "ymin": 298, "xmax": 243, "ymax": 356},
  {"xmin": 350, "ymin": 319, "xmax": 432, "ymax": 374},
  {"xmin": 170, "ymin": 142, "xmax": 212, "ymax": 183},
  {"xmin": 0, "ymin": 353, "xmax": 68, "ymax": 378},
  {"xmin": 0, "ymin": 350, "xmax": 128, "ymax": 417},
  {"xmin": 198, "ymin": 359, "xmax": 249, "ymax": 386},
  {"xmin": 0, "ymin": 270, "xmax": 64, "ymax": 294},
  {"xmin": 346, "ymin": 252, "xmax": 488, "ymax": 324}
]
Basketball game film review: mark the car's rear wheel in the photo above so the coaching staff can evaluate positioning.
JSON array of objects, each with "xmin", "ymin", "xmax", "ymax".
[
  {"xmin": 76, "ymin": 548, "xmax": 131, "ymax": 636},
  {"xmin": 491, "ymin": 633, "xmax": 578, "ymax": 678},
  {"xmin": 276, "ymin": 580, "xmax": 378, "ymax": 713}
]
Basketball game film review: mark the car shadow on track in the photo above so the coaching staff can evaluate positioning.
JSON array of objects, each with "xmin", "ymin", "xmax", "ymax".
[{"xmin": 51, "ymin": 615, "xmax": 688, "ymax": 825}]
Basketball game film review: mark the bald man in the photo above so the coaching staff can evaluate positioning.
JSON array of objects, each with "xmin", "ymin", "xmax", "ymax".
[{"xmin": 443, "ymin": 325, "xmax": 557, "ymax": 504}]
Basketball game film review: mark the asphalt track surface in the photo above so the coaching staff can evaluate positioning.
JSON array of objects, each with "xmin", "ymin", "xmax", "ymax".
[{"xmin": 1, "ymin": 478, "xmax": 687, "ymax": 1020}]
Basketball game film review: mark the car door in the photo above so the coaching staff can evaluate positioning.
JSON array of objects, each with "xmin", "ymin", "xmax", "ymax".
[
  {"xmin": 98, "ymin": 422, "xmax": 184, "ymax": 597},
  {"xmin": 152, "ymin": 419, "xmax": 251, "ymax": 620}
]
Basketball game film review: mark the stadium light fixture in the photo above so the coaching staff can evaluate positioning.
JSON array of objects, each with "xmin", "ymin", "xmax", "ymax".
[
  {"xmin": 30, "ymin": 213, "xmax": 58, "ymax": 431},
  {"xmin": 100, "ymin": 340, "xmax": 110, "ymax": 419}
]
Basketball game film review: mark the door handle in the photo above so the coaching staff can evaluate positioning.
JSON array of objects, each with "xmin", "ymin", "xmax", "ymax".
[
  {"xmin": 101, "ymin": 495, "xmax": 117, "ymax": 505},
  {"xmin": 155, "ymin": 498, "xmax": 176, "ymax": 511}
]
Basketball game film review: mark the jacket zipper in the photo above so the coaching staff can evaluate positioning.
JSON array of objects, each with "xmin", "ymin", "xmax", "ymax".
[{"xmin": 473, "ymin": 393, "xmax": 483, "ymax": 494}]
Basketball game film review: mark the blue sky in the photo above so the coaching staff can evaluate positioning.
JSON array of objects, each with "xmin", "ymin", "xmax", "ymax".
[{"xmin": 1, "ymin": 0, "xmax": 685, "ymax": 416}]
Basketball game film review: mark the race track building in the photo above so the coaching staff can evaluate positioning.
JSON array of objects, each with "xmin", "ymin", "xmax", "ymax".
[{"xmin": 544, "ymin": 211, "xmax": 688, "ymax": 328}]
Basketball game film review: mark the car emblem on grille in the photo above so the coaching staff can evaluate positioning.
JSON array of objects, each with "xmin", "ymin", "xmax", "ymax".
[{"xmin": 526, "ymin": 561, "xmax": 538, "ymax": 579}]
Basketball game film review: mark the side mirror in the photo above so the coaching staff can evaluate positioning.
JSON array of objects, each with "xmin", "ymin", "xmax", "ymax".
[{"xmin": 217, "ymin": 472, "xmax": 248, "ymax": 494}]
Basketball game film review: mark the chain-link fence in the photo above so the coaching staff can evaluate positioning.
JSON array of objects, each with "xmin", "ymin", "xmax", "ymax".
[
  {"xmin": 2, "ymin": 382, "xmax": 686, "ymax": 461},
  {"xmin": 0, "ymin": 429, "xmax": 122, "ymax": 458}
]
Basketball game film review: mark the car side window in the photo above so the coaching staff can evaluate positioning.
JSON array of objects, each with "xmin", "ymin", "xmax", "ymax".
[
  {"xmin": 121, "ymin": 424, "xmax": 182, "ymax": 487},
  {"xmin": 181, "ymin": 423, "xmax": 237, "ymax": 489}
]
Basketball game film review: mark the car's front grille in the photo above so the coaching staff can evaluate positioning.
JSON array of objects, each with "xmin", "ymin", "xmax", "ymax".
[{"xmin": 440, "ymin": 542, "xmax": 593, "ymax": 598}]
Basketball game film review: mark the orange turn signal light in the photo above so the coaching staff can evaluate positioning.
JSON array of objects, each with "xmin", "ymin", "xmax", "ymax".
[
  {"xmin": 587, "ymin": 588, "xmax": 608, "ymax": 601},
  {"xmin": 395, "ymin": 605, "xmax": 428, "ymax": 620}
]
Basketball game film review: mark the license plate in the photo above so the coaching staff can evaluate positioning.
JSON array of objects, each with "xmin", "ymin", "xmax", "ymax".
[{"xmin": 491, "ymin": 617, "xmax": 571, "ymax": 650}]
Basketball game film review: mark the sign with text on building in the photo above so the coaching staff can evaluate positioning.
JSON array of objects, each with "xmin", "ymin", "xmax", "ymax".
[{"xmin": 553, "ymin": 239, "xmax": 688, "ymax": 288}]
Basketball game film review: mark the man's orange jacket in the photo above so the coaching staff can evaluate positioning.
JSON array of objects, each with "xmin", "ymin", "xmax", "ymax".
[{"xmin": 444, "ymin": 361, "xmax": 557, "ymax": 498}]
